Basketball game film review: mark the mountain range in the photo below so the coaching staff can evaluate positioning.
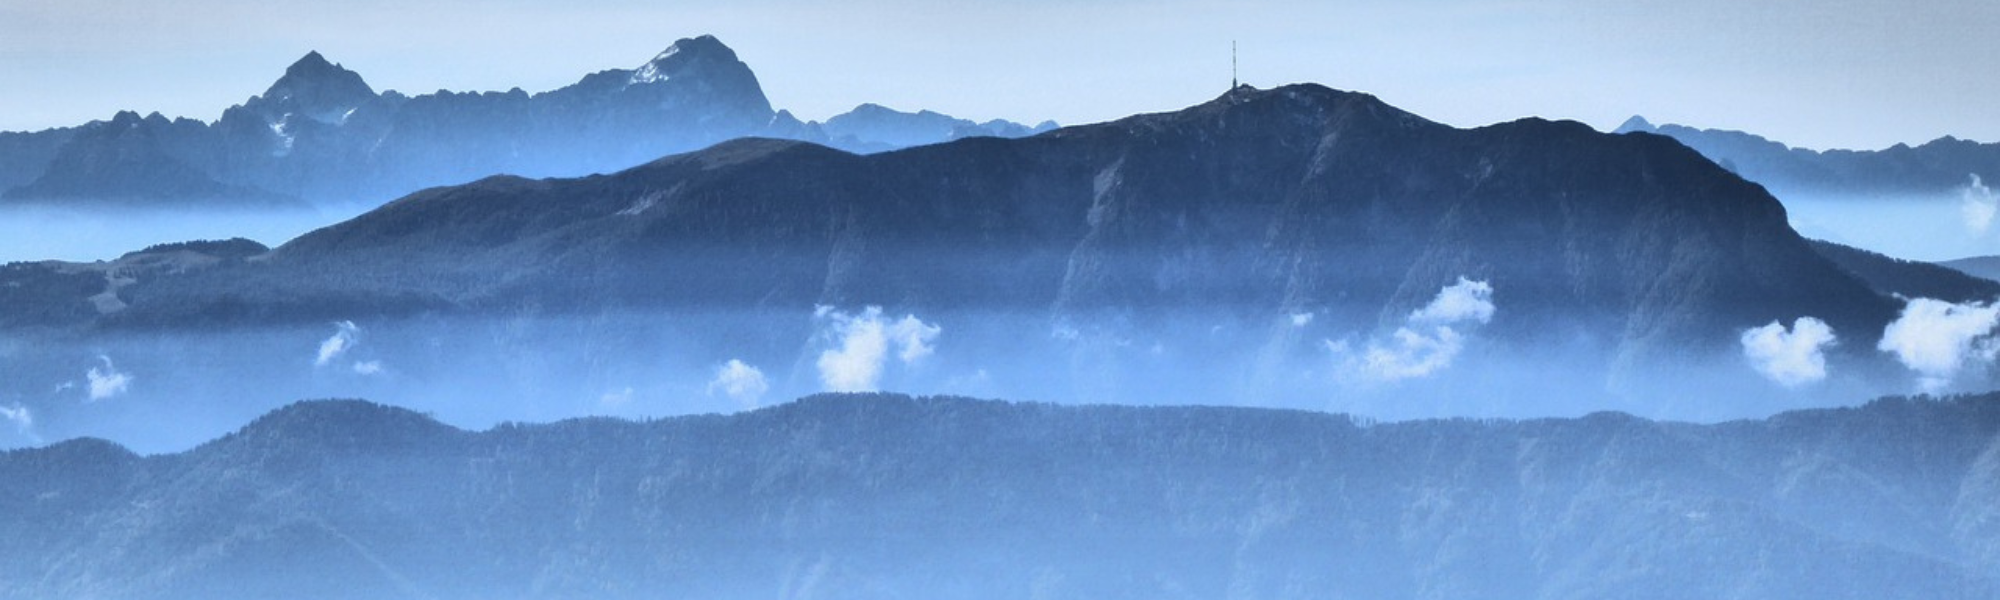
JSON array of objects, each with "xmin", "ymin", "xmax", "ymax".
[
  {"xmin": 1615, "ymin": 116, "xmax": 1999, "ymax": 199},
  {"xmin": 7, "ymin": 81, "xmax": 1994, "ymax": 438},
  {"xmin": 0, "ymin": 36, "xmax": 1053, "ymax": 209},
  {"xmin": 3, "ymin": 392, "xmax": 1996, "ymax": 599}
]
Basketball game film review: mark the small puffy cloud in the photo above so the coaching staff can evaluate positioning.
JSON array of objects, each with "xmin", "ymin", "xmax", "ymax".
[
  {"xmin": 1335, "ymin": 277, "xmax": 1495, "ymax": 383},
  {"xmin": 316, "ymin": 321, "xmax": 360, "ymax": 367},
  {"xmin": 1409, "ymin": 277, "xmax": 1495, "ymax": 325},
  {"xmin": 815, "ymin": 307, "xmax": 942, "ymax": 392},
  {"xmin": 1358, "ymin": 326, "xmax": 1464, "ymax": 381},
  {"xmin": 1740, "ymin": 317, "xmax": 1837, "ymax": 387},
  {"xmin": 1877, "ymin": 297, "xmax": 2000, "ymax": 390},
  {"xmin": 889, "ymin": 316, "xmax": 942, "ymax": 363},
  {"xmin": 352, "ymin": 360, "xmax": 383, "ymax": 375},
  {"xmin": 707, "ymin": 359, "xmax": 770, "ymax": 407},
  {"xmin": 1, "ymin": 404, "xmax": 31, "ymax": 432},
  {"xmin": 1962, "ymin": 174, "xmax": 1996, "ymax": 235},
  {"xmin": 86, "ymin": 356, "xmax": 131, "ymax": 401},
  {"xmin": 1290, "ymin": 312, "xmax": 1315, "ymax": 327}
]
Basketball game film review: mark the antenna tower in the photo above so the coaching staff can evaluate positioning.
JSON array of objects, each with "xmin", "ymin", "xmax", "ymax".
[{"xmin": 1231, "ymin": 41, "xmax": 1238, "ymax": 89}]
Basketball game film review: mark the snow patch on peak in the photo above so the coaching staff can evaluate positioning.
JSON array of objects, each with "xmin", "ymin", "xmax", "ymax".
[
  {"xmin": 631, "ymin": 47, "xmax": 681, "ymax": 84},
  {"xmin": 629, "ymin": 35, "xmax": 736, "ymax": 85}
]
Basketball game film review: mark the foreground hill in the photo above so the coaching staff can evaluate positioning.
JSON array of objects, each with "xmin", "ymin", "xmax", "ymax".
[
  {"xmin": 44, "ymin": 85, "xmax": 1896, "ymax": 360},
  {"xmin": 2, "ymin": 393, "xmax": 1996, "ymax": 599}
]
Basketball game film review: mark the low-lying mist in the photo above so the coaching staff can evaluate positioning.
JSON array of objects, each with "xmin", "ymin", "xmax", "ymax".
[
  {"xmin": 0, "ymin": 301, "xmax": 1917, "ymax": 454},
  {"xmin": 1782, "ymin": 180, "xmax": 2000, "ymax": 262}
]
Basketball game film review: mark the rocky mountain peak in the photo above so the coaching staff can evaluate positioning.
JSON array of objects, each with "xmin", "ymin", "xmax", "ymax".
[
  {"xmin": 630, "ymin": 34, "xmax": 743, "ymax": 84},
  {"xmin": 254, "ymin": 51, "xmax": 376, "ymax": 124}
]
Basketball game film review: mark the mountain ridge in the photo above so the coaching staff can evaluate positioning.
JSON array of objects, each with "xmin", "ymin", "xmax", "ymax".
[
  {"xmin": 1616, "ymin": 116, "xmax": 2000, "ymax": 197},
  {"xmin": 1, "ymin": 84, "xmax": 1905, "ymax": 378},
  {"xmin": 3, "ymin": 392, "xmax": 1996, "ymax": 599},
  {"xmin": 0, "ymin": 36, "xmax": 1054, "ymax": 209}
]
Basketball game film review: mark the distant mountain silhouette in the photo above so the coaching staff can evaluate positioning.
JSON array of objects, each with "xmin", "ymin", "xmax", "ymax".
[
  {"xmin": 1617, "ymin": 116, "xmax": 2000, "ymax": 198},
  {"xmin": 1808, "ymin": 240, "xmax": 2000, "ymax": 303},
  {"xmin": 1, "ymin": 393, "xmax": 1995, "ymax": 599},
  {"xmin": 0, "ymin": 36, "xmax": 1052, "ymax": 209},
  {"xmin": 1938, "ymin": 255, "xmax": 2000, "ymax": 283},
  {"xmin": 821, "ymin": 103, "xmax": 1058, "ymax": 153}
]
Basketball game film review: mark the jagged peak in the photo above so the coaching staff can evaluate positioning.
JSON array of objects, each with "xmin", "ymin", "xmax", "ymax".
[
  {"xmin": 287, "ymin": 50, "xmax": 335, "ymax": 74},
  {"xmin": 253, "ymin": 51, "xmax": 375, "ymax": 122},
  {"xmin": 273, "ymin": 51, "xmax": 369, "ymax": 91},
  {"xmin": 630, "ymin": 34, "xmax": 743, "ymax": 84}
]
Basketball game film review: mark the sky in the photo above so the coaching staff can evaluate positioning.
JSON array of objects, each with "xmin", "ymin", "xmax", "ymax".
[{"xmin": 0, "ymin": 0, "xmax": 1996, "ymax": 151}]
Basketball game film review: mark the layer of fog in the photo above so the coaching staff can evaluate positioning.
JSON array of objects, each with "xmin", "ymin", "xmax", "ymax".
[
  {"xmin": 2, "ymin": 302, "xmax": 1940, "ymax": 454},
  {"xmin": 1781, "ymin": 176, "xmax": 2000, "ymax": 262}
]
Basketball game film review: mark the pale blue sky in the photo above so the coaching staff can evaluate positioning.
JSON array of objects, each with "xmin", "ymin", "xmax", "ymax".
[{"xmin": 2, "ymin": 0, "xmax": 1994, "ymax": 150}]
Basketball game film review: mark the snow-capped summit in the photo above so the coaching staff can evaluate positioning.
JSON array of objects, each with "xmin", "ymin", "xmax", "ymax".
[{"xmin": 630, "ymin": 35, "xmax": 741, "ymax": 85}]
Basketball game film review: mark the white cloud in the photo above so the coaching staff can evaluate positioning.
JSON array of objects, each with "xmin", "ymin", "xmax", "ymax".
[
  {"xmin": 352, "ymin": 360, "xmax": 383, "ymax": 375},
  {"xmin": 316, "ymin": 320, "xmax": 359, "ymax": 367},
  {"xmin": 1740, "ymin": 317, "xmax": 1837, "ymax": 387},
  {"xmin": 706, "ymin": 359, "xmax": 770, "ymax": 407},
  {"xmin": 888, "ymin": 315, "xmax": 942, "ymax": 362},
  {"xmin": 86, "ymin": 355, "xmax": 131, "ymax": 401},
  {"xmin": 1359, "ymin": 326, "xmax": 1465, "ymax": 381},
  {"xmin": 1, "ymin": 404, "xmax": 31, "ymax": 432},
  {"xmin": 814, "ymin": 307, "xmax": 942, "ymax": 392},
  {"xmin": 1878, "ymin": 297, "xmax": 2000, "ymax": 391},
  {"xmin": 1336, "ymin": 277, "xmax": 1496, "ymax": 382},
  {"xmin": 1290, "ymin": 312, "xmax": 1315, "ymax": 327},
  {"xmin": 1962, "ymin": 174, "xmax": 1996, "ymax": 235},
  {"xmin": 1409, "ymin": 277, "xmax": 1495, "ymax": 325}
]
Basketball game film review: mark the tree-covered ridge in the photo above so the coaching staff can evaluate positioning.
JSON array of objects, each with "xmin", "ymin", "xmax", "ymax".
[{"xmin": 3, "ymin": 393, "xmax": 1996, "ymax": 599}]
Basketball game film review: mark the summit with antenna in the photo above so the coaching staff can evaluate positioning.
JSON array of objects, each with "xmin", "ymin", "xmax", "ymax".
[{"xmin": 1231, "ymin": 40, "xmax": 1238, "ymax": 89}]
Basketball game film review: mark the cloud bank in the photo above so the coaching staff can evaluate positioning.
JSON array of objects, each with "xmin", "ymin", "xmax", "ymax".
[
  {"xmin": 86, "ymin": 355, "xmax": 131, "ymax": 401},
  {"xmin": 815, "ymin": 306, "xmax": 942, "ymax": 392},
  {"xmin": 1740, "ymin": 317, "xmax": 1837, "ymax": 387},
  {"xmin": 707, "ymin": 359, "xmax": 770, "ymax": 407},
  {"xmin": 1877, "ymin": 297, "xmax": 2000, "ymax": 390}
]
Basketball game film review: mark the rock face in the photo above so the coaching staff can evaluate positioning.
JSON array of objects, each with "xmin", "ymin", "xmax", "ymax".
[
  {"xmin": 0, "ymin": 36, "xmax": 1052, "ymax": 209},
  {"xmin": 4, "ymin": 111, "xmax": 296, "ymax": 207},
  {"xmin": 1, "ymin": 393, "xmax": 1996, "ymax": 599}
]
